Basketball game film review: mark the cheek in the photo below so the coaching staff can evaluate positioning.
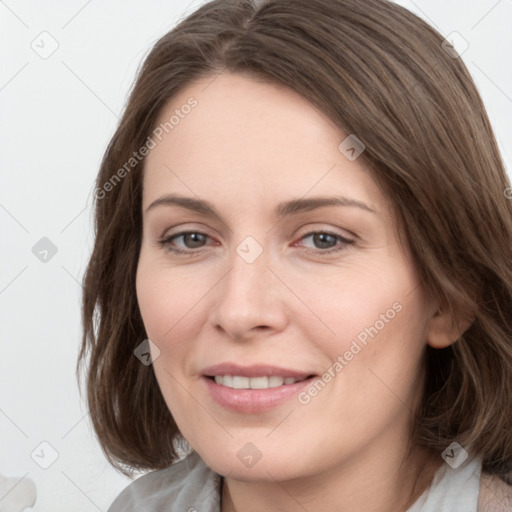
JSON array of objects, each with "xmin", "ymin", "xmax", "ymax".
[
  {"xmin": 293, "ymin": 265, "xmax": 416, "ymax": 346},
  {"xmin": 135, "ymin": 259, "xmax": 201, "ymax": 421},
  {"xmin": 300, "ymin": 258, "xmax": 428, "ymax": 391},
  {"xmin": 135, "ymin": 255, "xmax": 202, "ymax": 345},
  {"xmin": 297, "ymin": 281, "xmax": 428, "ymax": 448},
  {"xmin": 135, "ymin": 269, "xmax": 169, "ymax": 341},
  {"xmin": 135, "ymin": 248, "xmax": 427, "ymax": 364}
]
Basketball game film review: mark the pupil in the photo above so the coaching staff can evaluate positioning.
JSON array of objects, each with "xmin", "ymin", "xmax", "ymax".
[
  {"xmin": 314, "ymin": 233, "xmax": 335, "ymax": 249},
  {"xmin": 185, "ymin": 233, "xmax": 205, "ymax": 248}
]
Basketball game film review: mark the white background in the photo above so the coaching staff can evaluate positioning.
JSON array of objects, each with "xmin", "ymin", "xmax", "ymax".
[{"xmin": 1, "ymin": 1, "xmax": 511, "ymax": 511}]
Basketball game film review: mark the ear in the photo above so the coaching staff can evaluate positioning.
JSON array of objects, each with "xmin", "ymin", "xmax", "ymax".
[{"xmin": 426, "ymin": 306, "xmax": 475, "ymax": 349}]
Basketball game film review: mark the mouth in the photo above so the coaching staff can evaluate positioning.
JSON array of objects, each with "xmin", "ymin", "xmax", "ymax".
[
  {"xmin": 201, "ymin": 363, "xmax": 317, "ymax": 413},
  {"xmin": 206, "ymin": 374, "xmax": 313, "ymax": 389}
]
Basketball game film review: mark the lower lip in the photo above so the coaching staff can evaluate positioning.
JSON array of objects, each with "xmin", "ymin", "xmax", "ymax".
[{"xmin": 203, "ymin": 376, "xmax": 315, "ymax": 413}]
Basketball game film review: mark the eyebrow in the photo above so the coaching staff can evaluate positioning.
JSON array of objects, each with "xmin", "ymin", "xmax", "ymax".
[{"xmin": 144, "ymin": 194, "xmax": 377, "ymax": 218}]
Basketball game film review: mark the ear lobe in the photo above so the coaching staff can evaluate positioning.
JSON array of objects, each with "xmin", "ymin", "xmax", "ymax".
[{"xmin": 426, "ymin": 308, "xmax": 475, "ymax": 349}]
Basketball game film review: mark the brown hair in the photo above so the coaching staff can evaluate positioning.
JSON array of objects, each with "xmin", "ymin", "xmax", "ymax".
[{"xmin": 78, "ymin": 0, "xmax": 512, "ymax": 482}]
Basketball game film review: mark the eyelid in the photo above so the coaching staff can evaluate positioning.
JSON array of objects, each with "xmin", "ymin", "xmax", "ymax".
[
  {"xmin": 294, "ymin": 230, "xmax": 353, "ymax": 245},
  {"xmin": 158, "ymin": 223, "xmax": 220, "ymax": 241},
  {"xmin": 294, "ymin": 223, "xmax": 357, "ymax": 241},
  {"xmin": 159, "ymin": 221, "xmax": 357, "ymax": 240},
  {"xmin": 156, "ymin": 225, "xmax": 356, "ymax": 258}
]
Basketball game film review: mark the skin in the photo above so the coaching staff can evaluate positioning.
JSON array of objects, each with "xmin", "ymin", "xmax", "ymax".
[{"xmin": 136, "ymin": 72, "xmax": 462, "ymax": 511}]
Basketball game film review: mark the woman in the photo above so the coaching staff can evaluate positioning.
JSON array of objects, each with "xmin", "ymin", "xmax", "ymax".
[{"xmin": 78, "ymin": 0, "xmax": 512, "ymax": 510}]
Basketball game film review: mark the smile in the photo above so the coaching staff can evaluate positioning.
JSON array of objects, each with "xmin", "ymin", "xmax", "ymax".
[
  {"xmin": 203, "ymin": 376, "xmax": 315, "ymax": 413},
  {"xmin": 212, "ymin": 375, "xmax": 308, "ymax": 389}
]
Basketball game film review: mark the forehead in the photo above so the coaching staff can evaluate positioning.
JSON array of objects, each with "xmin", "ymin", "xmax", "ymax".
[{"xmin": 142, "ymin": 72, "xmax": 386, "ymax": 215}]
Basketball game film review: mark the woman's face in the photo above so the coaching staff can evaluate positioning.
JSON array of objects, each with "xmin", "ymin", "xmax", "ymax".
[{"xmin": 136, "ymin": 72, "xmax": 435, "ymax": 481}]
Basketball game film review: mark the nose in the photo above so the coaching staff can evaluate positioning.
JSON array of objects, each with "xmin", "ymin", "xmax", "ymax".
[{"xmin": 210, "ymin": 244, "xmax": 288, "ymax": 341}]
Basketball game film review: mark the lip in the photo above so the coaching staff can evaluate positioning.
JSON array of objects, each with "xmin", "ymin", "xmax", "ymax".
[
  {"xmin": 201, "ymin": 363, "xmax": 313, "ymax": 379},
  {"xmin": 201, "ymin": 363, "xmax": 316, "ymax": 413}
]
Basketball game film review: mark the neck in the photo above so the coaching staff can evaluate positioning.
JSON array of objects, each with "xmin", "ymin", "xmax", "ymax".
[{"xmin": 221, "ymin": 441, "xmax": 441, "ymax": 512}]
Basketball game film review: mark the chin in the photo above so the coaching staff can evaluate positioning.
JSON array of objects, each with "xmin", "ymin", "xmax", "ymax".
[{"xmin": 196, "ymin": 443, "xmax": 310, "ymax": 482}]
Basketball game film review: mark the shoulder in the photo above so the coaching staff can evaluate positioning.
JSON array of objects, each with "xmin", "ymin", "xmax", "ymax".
[
  {"xmin": 106, "ymin": 450, "xmax": 221, "ymax": 512},
  {"xmin": 478, "ymin": 472, "xmax": 512, "ymax": 512}
]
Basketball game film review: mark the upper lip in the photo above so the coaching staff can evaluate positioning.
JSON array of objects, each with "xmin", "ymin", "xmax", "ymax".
[{"xmin": 202, "ymin": 363, "xmax": 315, "ymax": 379}]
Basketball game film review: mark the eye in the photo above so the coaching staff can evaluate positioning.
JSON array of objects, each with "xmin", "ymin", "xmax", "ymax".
[
  {"xmin": 297, "ymin": 230, "xmax": 354, "ymax": 255},
  {"xmin": 157, "ymin": 231, "xmax": 212, "ymax": 255},
  {"xmin": 156, "ymin": 229, "xmax": 355, "ymax": 256}
]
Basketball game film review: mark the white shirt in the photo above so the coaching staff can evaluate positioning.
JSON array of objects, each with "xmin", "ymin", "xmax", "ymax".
[{"xmin": 107, "ymin": 449, "xmax": 484, "ymax": 511}]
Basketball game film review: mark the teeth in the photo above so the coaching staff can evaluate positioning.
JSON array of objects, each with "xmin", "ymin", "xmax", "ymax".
[
  {"xmin": 213, "ymin": 375, "xmax": 302, "ymax": 389},
  {"xmin": 268, "ymin": 376, "xmax": 285, "ymax": 387}
]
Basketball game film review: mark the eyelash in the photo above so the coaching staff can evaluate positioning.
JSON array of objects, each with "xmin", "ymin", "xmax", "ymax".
[{"xmin": 156, "ymin": 230, "xmax": 355, "ymax": 257}]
